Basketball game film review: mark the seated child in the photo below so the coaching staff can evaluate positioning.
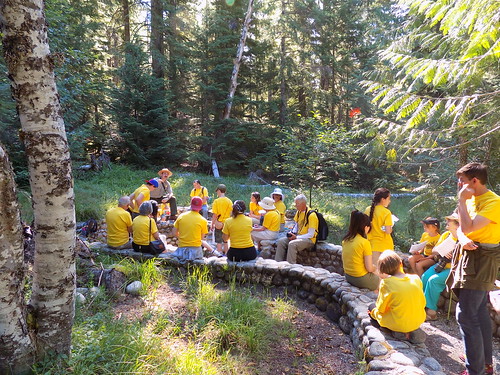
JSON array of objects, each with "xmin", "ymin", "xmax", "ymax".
[
  {"xmin": 248, "ymin": 192, "xmax": 263, "ymax": 225},
  {"xmin": 369, "ymin": 250, "xmax": 426, "ymax": 338},
  {"xmin": 408, "ymin": 217, "xmax": 441, "ymax": 277}
]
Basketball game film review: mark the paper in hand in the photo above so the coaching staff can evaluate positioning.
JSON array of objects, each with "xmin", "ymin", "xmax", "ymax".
[
  {"xmin": 433, "ymin": 236, "xmax": 456, "ymax": 257},
  {"xmin": 409, "ymin": 241, "xmax": 427, "ymax": 254}
]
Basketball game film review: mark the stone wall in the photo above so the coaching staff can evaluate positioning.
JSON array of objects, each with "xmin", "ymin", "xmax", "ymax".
[{"xmin": 93, "ymin": 245, "xmax": 446, "ymax": 375}]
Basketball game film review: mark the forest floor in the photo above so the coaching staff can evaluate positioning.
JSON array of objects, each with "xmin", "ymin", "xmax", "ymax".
[{"xmin": 112, "ymin": 277, "xmax": 500, "ymax": 375}]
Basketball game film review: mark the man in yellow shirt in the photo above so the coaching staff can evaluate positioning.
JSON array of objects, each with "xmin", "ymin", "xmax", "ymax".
[
  {"xmin": 170, "ymin": 197, "xmax": 208, "ymax": 260},
  {"xmin": 275, "ymin": 194, "xmax": 318, "ymax": 264},
  {"xmin": 449, "ymin": 163, "xmax": 500, "ymax": 375},
  {"xmin": 211, "ymin": 184, "xmax": 233, "ymax": 255},
  {"xmin": 105, "ymin": 196, "xmax": 133, "ymax": 249},
  {"xmin": 129, "ymin": 179, "xmax": 158, "ymax": 218},
  {"xmin": 190, "ymin": 179, "xmax": 209, "ymax": 218}
]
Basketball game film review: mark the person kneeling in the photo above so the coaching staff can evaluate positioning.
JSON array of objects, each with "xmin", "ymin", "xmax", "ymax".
[{"xmin": 369, "ymin": 250, "xmax": 426, "ymax": 342}]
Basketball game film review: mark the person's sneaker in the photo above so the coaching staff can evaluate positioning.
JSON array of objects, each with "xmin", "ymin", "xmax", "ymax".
[
  {"xmin": 459, "ymin": 371, "xmax": 469, "ymax": 375},
  {"xmin": 485, "ymin": 363, "xmax": 493, "ymax": 375}
]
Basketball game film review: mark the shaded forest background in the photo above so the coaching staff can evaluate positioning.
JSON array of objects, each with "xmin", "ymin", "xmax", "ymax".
[{"xmin": 1, "ymin": 0, "xmax": 499, "ymax": 195}]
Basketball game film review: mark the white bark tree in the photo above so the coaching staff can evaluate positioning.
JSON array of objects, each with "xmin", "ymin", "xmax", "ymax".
[{"xmin": 0, "ymin": 0, "xmax": 76, "ymax": 373}]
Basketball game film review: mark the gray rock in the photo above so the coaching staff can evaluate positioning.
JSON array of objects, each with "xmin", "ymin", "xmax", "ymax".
[
  {"xmin": 386, "ymin": 340, "xmax": 411, "ymax": 350},
  {"xmin": 390, "ymin": 351, "xmax": 421, "ymax": 366},
  {"xmin": 75, "ymin": 292, "xmax": 86, "ymax": 305},
  {"xmin": 368, "ymin": 341, "xmax": 389, "ymax": 357},
  {"xmin": 126, "ymin": 280, "xmax": 143, "ymax": 295},
  {"xmin": 422, "ymin": 357, "xmax": 442, "ymax": 371},
  {"xmin": 76, "ymin": 287, "xmax": 89, "ymax": 295},
  {"xmin": 315, "ymin": 297, "xmax": 328, "ymax": 311},
  {"xmin": 89, "ymin": 286, "xmax": 101, "ymax": 298},
  {"xmin": 368, "ymin": 359, "xmax": 397, "ymax": 371},
  {"xmin": 297, "ymin": 289, "xmax": 309, "ymax": 300},
  {"xmin": 392, "ymin": 366, "xmax": 425, "ymax": 374},
  {"xmin": 366, "ymin": 328, "xmax": 385, "ymax": 343},
  {"xmin": 339, "ymin": 315, "xmax": 351, "ymax": 334},
  {"xmin": 326, "ymin": 302, "xmax": 342, "ymax": 322}
]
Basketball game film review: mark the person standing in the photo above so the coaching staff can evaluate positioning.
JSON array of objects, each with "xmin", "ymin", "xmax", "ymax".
[
  {"xmin": 150, "ymin": 168, "xmax": 177, "ymax": 220},
  {"xmin": 365, "ymin": 188, "xmax": 394, "ymax": 266},
  {"xmin": 190, "ymin": 179, "xmax": 210, "ymax": 218},
  {"xmin": 211, "ymin": 184, "xmax": 233, "ymax": 255},
  {"xmin": 105, "ymin": 196, "xmax": 133, "ymax": 249},
  {"xmin": 449, "ymin": 162, "xmax": 500, "ymax": 375},
  {"xmin": 275, "ymin": 194, "xmax": 318, "ymax": 264}
]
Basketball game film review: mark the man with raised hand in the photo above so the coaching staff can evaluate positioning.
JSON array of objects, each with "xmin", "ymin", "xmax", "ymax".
[{"xmin": 449, "ymin": 162, "xmax": 500, "ymax": 375}]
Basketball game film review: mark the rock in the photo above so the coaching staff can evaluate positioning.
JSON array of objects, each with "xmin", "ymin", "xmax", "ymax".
[
  {"xmin": 409, "ymin": 328, "xmax": 427, "ymax": 344},
  {"xmin": 126, "ymin": 281, "xmax": 143, "ymax": 295},
  {"xmin": 368, "ymin": 341, "xmax": 389, "ymax": 357},
  {"xmin": 422, "ymin": 357, "xmax": 442, "ymax": 371},
  {"xmin": 76, "ymin": 287, "xmax": 89, "ymax": 295},
  {"xmin": 326, "ymin": 302, "xmax": 342, "ymax": 322},
  {"xmin": 315, "ymin": 297, "xmax": 327, "ymax": 311},
  {"xmin": 390, "ymin": 352, "xmax": 421, "ymax": 366},
  {"xmin": 75, "ymin": 292, "xmax": 86, "ymax": 305},
  {"xmin": 89, "ymin": 286, "xmax": 101, "ymax": 298},
  {"xmin": 339, "ymin": 316, "xmax": 351, "ymax": 334},
  {"xmin": 368, "ymin": 360, "xmax": 397, "ymax": 371}
]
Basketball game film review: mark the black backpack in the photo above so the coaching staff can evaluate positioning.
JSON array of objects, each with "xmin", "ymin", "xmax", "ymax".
[
  {"xmin": 306, "ymin": 209, "xmax": 329, "ymax": 242},
  {"xmin": 81, "ymin": 218, "xmax": 98, "ymax": 237}
]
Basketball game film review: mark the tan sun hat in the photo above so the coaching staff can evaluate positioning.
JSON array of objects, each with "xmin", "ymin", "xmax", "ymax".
[
  {"xmin": 258, "ymin": 197, "xmax": 276, "ymax": 210},
  {"xmin": 157, "ymin": 168, "xmax": 173, "ymax": 177}
]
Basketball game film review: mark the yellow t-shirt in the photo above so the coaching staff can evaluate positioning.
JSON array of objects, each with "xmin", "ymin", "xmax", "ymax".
[
  {"xmin": 419, "ymin": 232, "xmax": 441, "ymax": 256},
  {"xmin": 365, "ymin": 205, "xmax": 394, "ymax": 252},
  {"xmin": 370, "ymin": 274, "xmax": 426, "ymax": 333},
  {"xmin": 294, "ymin": 209, "xmax": 319, "ymax": 244},
  {"xmin": 174, "ymin": 211, "xmax": 208, "ymax": 247},
  {"xmin": 132, "ymin": 215, "xmax": 158, "ymax": 246},
  {"xmin": 222, "ymin": 215, "xmax": 254, "ymax": 248},
  {"xmin": 190, "ymin": 186, "xmax": 209, "ymax": 202},
  {"xmin": 249, "ymin": 202, "xmax": 263, "ymax": 215},
  {"xmin": 262, "ymin": 210, "xmax": 280, "ymax": 232},
  {"xmin": 434, "ymin": 231, "xmax": 457, "ymax": 269},
  {"xmin": 465, "ymin": 190, "xmax": 500, "ymax": 243},
  {"xmin": 274, "ymin": 200, "xmax": 286, "ymax": 224},
  {"xmin": 342, "ymin": 234, "xmax": 372, "ymax": 277},
  {"xmin": 130, "ymin": 185, "xmax": 150, "ymax": 213},
  {"xmin": 106, "ymin": 207, "xmax": 132, "ymax": 247},
  {"xmin": 212, "ymin": 196, "xmax": 233, "ymax": 223}
]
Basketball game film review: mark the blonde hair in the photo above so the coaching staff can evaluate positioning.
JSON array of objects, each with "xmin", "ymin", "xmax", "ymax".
[{"xmin": 378, "ymin": 250, "xmax": 401, "ymax": 275}]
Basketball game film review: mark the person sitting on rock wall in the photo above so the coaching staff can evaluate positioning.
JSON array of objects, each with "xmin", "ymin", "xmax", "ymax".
[
  {"xmin": 275, "ymin": 194, "xmax": 318, "ymax": 264},
  {"xmin": 106, "ymin": 196, "xmax": 133, "ymax": 250},
  {"xmin": 150, "ymin": 168, "xmax": 178, "ymax": 220},
  {"xmin": 369, "ymin": 250, "xmax": 426, "ymax": 343}
]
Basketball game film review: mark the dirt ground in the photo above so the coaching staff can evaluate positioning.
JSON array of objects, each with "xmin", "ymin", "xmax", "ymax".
[{"xmin": 113, "ymin": 279, "xmax": 500, "ymax": 375}]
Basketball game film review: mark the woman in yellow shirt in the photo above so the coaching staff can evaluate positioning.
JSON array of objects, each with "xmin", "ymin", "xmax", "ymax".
[
  {"xmin": 365, "ymin": 188, "xmax": 394, "ymax": 266},
  {"xmin": 342, "ymin": 210, "xmax": 379, "ymax": 290},
  {"xmin": 222, "ymin": 201, "xmax": 257, "ymax": 261},
  {"xmin": 132, "ymin": 201, "xmax": 163, "ymax": 254},
  {"xmin": 272, "ymin": 187, "xmax": 287, "ymax": 231}
]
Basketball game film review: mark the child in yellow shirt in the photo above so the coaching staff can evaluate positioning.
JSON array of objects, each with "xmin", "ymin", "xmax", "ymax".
[
  {"xmin": 408, "ymin": 217, "xmax": 441, "ymax": 277},
  {"xmin": 369, "ymin": 250, "xmax": 426, "ymax": 340}
]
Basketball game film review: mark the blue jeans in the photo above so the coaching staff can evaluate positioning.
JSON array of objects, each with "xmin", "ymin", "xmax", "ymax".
[
  {"xmin": 456, "ymin": 288, "xmax": 492, "ymax": 375},
  {"xmin": 421, "ymin": 266, "xmax": 450, "ymax": 311}
]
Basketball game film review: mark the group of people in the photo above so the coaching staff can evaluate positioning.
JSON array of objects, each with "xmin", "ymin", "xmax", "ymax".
[
  {"xmin": 105, "ymin": 163, "xmax": 499, "ymax": 375},
  {"xmin": 340, "ymin": 163, "xmax": 499, "ymax": 375}
]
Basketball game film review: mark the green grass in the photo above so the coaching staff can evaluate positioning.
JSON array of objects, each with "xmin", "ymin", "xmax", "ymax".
[
  {"xmin": 18, "ymin": 162, "xmax": 457, "ymax": 251},
  {"xmin": 33, "ymin": 267, "xmax": 299, "ymax": 375}
]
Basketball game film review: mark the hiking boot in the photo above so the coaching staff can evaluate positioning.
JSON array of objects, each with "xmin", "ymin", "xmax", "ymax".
[{"xmin": 459, "ymin": 354, "xmax": 493, "ymax": 375}]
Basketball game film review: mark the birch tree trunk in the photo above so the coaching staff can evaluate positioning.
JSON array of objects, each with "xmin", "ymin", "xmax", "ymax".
[
  {"xmin": 0, "ymin": 0, "xmax": 76, "ymax": 369},
  {"xmin": 0, "ymin": 145, "xmax": 35, "ymax": 374},
  {"xmin": 222, "ymin": 0, "xmax": 254, "ymax": 120}
]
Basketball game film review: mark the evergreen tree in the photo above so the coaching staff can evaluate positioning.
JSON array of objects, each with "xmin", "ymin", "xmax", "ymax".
[{"xmin": 110, "ymin": 43, "xmax": 184, "ymax": 166}]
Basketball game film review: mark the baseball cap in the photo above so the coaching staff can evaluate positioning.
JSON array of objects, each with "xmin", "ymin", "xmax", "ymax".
[
  {"xmin": 145, "ymin": 179, "xmax": 159, "ymax": 188},
  {"xmin": 191, "ymin": 196, "xmax": 203, "ymax": 211}
]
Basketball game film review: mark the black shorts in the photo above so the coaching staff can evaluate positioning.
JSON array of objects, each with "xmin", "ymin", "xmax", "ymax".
[{"xmin": 227, "ymin": 246, "xmax": 257, "ymax": 262}]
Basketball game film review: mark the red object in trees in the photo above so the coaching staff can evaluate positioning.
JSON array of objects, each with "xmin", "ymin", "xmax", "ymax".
[{"xmin": 349, "ymin": 107, "xmax": 361, "ymax": 118}]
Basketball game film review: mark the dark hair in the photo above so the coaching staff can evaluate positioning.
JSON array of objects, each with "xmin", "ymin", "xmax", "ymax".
[
  {"xmin": 369, "ymin": 188, "xmax": 391, "ymax": 221},
  {"xmin": 232, "ymin": 200, "xmax": 246, "ymax": 217},
  {"xmin": 251, "ymin": 191, "xmax": 261, "ymax": 202},
  {"xmin": 343, "ymin": 210, "xmax": 371, "ymax": 242},
  {"xmin": 193, "ymin": 179, "xmax": 201, "ymax": 184},
  {"xmin": 456, "ymin": 162, "xmax": 488, "ymax": 185},
  {"xmin": 378, "ymin": 250, "xmax": 401, "ymax": 275},
  {"xmin": 216, "ymin": 184, "xmax": 227, "ymax": 193}
]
